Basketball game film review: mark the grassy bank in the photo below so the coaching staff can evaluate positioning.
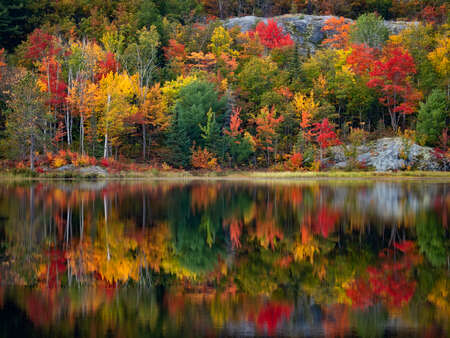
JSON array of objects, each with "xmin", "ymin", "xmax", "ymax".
[{"xmin": 0, "ymin": 168, "xmax": 449, "ymax": 180}]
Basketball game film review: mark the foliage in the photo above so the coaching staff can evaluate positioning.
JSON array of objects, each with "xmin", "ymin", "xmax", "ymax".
[
  {"xmin": 191, "ymin": 146, "xmax": 219, "ymax": 169},
  {"xmin": 367, "ymin": 47, "xmax": 421, "ymax": 131},
  {"xmin": 322, "ymin": 16, "xmax": 353, "ymax": 49},
  {"xmin": 4, "ymin": 70, "xmax": 48, "ymax": 169},
  {"xmin": 168, "ymin": 80, "xmax": 225, "ymax": 167},
  {"xmin": 0, "ymin": 1, "xmax": 447, "ymax": 171},
  {"xmin": 253, "ymin": 106, "xmax": 284, "ymax": 166},
  {"xmin": 350, "ymin": 13, "xmax": 389, "ymax": 49},
  {"xmin": 416, "ymin": 89, "xmax": 448, "ymax": 146},
  {"xmin": 310, "ymin": 118, "xmax": 341, "ymax": 159},
  {"xmin": 251, "ymin": 19, "xmax": 294, "ymax": 50}
]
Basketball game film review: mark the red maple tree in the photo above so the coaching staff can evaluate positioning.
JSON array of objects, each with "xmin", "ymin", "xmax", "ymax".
[
  {"xmin": 367, "ymin": 47, "xmax": 421, "ymax": 131},
  {"xmin": 310, "ymin": 118, "xmax": 341, "ymax": 160},
  {"xmin": 251, "ymin": 19, "xmax": 294, "ymax": 49},
  {"xmin": 96, "ymin": 52, "xmax": 120, "ymax": 81},
  {"xmin": 25, "ymin": 29, "xmax": 60, "ymax": 61},
  {"xmin": 163, "ymin": 39, "xmax": 186, "ymax": 60}
]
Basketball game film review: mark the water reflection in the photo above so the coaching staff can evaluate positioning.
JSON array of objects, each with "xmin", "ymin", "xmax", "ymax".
[{"xmin": 0, "ymin": 180, "xmax": 448, "ymax": 337}]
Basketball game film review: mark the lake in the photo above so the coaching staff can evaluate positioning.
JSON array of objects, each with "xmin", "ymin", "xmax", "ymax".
[{"xmin": 0, "ymin": 179, "xmax": 448, "ymax": 337}]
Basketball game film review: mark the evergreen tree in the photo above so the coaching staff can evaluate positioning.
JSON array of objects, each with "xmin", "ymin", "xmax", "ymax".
[
  {"xmin": 416, "ymin": 89, "xmax": 448, "ymax": 146},
  {"xmin": 168, "ymin": 80, "xmax": 226, "ymax": 166},
  {"xmin": 0, "ymin": 0, "xmax": 30, "ymax": 50}
]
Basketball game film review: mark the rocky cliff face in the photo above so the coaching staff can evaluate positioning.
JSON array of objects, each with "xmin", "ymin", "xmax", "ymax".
[{"xmin": 224, "ymin": 14, "xmax": 416, "ymax": 55}]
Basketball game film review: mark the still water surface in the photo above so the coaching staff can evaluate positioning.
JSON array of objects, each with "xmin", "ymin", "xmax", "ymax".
[{"xmin": 0, "ymin": 179, "xmax": 448, "ymax": 337}]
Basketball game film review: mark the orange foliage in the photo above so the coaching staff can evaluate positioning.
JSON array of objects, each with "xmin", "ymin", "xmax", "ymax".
[
  {"xmin": 0, "ymin": 49, "xmax": 5, "ymax": 80},
  {"xmin": 191, "ymin": 147, "xmax": 219, "ymax": 170},
  {"xmin": 321, "ymin": 16, "xmax": 353, "ymax": 49},
  {"xmin": 228, "ymin": 218, "xmax": 243, "ymax": 249},
  {"xmin": 45, "ymin": 150, "xmax": 97, "ymax": 168},
  {"xmin": 224, "ymin": 106, "xmax": 243, "ymax": 141},
  {"xmin": 290, "ymin": 152, "xmax": 303, "ymax": 168},
  {"xmin": 346, "ymin": 43, "xmax": 378, "ymax": 76},
  {"xmin": 186, "ymin": 52, "xmax": 216, "ymax": 72},
  {"xmin": 191, "ymin": 184, "xmax": 219, "ymax": 211},
  {"xmin": 254, "ymin": 106, "xmax": 284, "ymax": 154}
]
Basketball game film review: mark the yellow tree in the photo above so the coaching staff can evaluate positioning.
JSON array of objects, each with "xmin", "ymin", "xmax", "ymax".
[
  {"xmin": 293, "ymin": 91, "xmax": 319, "ymax": 130},
  {"xmin": 137, "ymin": 83, "xmax": 169, "ymax": 157},
  {"xmin": 94, "ymin": 72, "xmax": 137, "ymax": 158},
  {"xmin": 209, "ymin": 26, "xmax": 238, "ymax": 57},
  {"xmin": 67, "ymin": 79, "xmax": 97, "ymax": 155},
  {"xmin": 428, "ymin": 35, "xmax": 450, "ymax": 98}
]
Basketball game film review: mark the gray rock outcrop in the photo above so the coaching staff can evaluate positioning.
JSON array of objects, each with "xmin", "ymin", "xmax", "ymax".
[
  {"xmin": 331, "ymin": 137, "xmax": 447, "ymax": 171},
  {"xmin": 224, "ymin": 14, "xmax": 415, "ymax": 55}
]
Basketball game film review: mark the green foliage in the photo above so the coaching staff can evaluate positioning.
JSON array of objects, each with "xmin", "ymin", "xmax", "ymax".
[
  {"xmin": 3, "ymin": 71, "xmax": 49, "ymax": 168},
  {"xmin": 0, "ymin": 0, "xmax": 30, "ymax": 51},
  {"xmin": 416, "ymin": 212, "xmax": 448, "ymax": 267},
  {"xmin": 200, "ymin": 108, "xmax": 222, "ymax": 156},
  {"xmin": 351, "ymin": 13, "xmax": 389, "ymax": 49},
  {"xmin": 123, "ymin": 26, "xmax": 160, "ymax": 88},
  {"xmin": 238, "ymin": 56, "xmax": 281, "ymax": 110},
  {"xmin": 168, "ymin": 80, "xmax": 226, "ymax": 166},
  {"xmin": 416, "ymin": 89, "xmax": 448, "ymax": 146}
]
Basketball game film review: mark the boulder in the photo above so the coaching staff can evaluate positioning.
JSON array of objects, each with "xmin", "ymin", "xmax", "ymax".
[
  {"xmin": 329, "ymin": 137, "xmax": 446, "ymax": 171},
  {"xmin": 77, "ymin": 166, "xmax": 108, "ymax": 177},
  {"xmin": 56, "ymin": 164, "xmax": 75, "ymax": 171}
]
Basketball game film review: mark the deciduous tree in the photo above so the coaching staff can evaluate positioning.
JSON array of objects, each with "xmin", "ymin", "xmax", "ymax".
[
  {"xmin": 253, "ymin": 106, "xmax": 284, "ymax": 166},
  {"xmin": 367, "ymin": 47, "xmax": 420, "ymax": 131}
]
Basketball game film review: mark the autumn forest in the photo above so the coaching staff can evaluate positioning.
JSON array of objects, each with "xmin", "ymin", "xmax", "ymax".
[{"xmin": 0, "ymin": 0, "xmax": 448, "ymax": 173}]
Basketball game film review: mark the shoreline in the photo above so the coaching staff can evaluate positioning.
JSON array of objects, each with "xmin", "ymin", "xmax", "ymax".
[{"xmin": 0, "ymin": 169, "xmax": 449, "ymax": 181}]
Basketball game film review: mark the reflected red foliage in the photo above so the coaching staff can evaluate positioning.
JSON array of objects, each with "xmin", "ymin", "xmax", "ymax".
[
  {"xmin": 250, "ymin": 302, "xmax": 293, "ymax": 335},
  {"xmin": 393, "ymin": 240, "xmax": 415, "ymax": 253},
  {"xmin": 229, "ymin": 219, "xmax": 242, "ymax": 249},
  {"xmin": 313, "ymin": 206, "xmax": 339, "ymax": 238},
  {"xmin": 39, "ymin": 249, "xmax": 67, "ymax": 289},
  {"xmin": 346, "ymin": 246, "xmax": 418, "ymax": 309}
]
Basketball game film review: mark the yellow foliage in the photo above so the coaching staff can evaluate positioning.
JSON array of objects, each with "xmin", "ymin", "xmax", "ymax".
[
  {"xmin": 428, "ymin": 34, "xmax": 449, "ymax": 80},
  {"xmin": 52, "ymin": 157, "xmax": 67, "ymax": 168},
  {"xmin": 310, "ymin": 159, "xmax": 321, "ymax": 171},
  {"xmin": 161, "ymin": 75, "xmax": 197, "ymax": 108},
  {"xmin": 293, "ymin": 240, "xmax": 319, "ymax": 264},
  {"xmin": 37, "ymin": 79, "xmax": 47, "ymax": 92},
  {"xmin": 293, "ymin": 90, "xmax": 319, "ymax": 129},
  {"xmin": 140, "ymin": 83, "xmax": 169, "ymax": 130},
  {"xmin": 209, "ymin": 26, "xmax": 239, "ymax": 57},
  {"xmin": 94, "ymin": 72, "xmax": 138, "ymax": 147},
  {"xmin": 427, "ymin": 278, "xmax": 450, "ymax": 319}
]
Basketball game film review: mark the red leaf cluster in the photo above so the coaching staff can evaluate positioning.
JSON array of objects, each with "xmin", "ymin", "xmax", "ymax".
[
  {"xmin": 367, "ymin": 48, "xmax": 420, "ymax": 121},
  {"xmin": 311, "ymin": 118, "xmax": 341, "ymax": 149},
  {"xmin": 251, "ymin": 19, "xmax": 294, "ymax": 49},
  {"xmin": 96, "ymin": 52, "xmax": 120, "ymax": 81}
]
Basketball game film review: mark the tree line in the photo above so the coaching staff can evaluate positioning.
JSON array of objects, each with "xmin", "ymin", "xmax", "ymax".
[{"xmin": 0, "ymin": 1, "xmax": 448, "ymax": 170}]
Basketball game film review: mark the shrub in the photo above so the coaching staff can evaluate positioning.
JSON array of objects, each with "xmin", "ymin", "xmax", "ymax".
[
  {"xmin": 288, "ymin": 152, "xmax": 303, "ymax": 170},
  {"xmin": 191, "ymin": 147, "xmax": 219, "ymax": 170},
  {"xmin": 100, "ymin": 158, "xmax": 110, "ymax": 167},
  {"xmin": 52, "ymin": 156, "xmax": 67, "ymax": 168}
]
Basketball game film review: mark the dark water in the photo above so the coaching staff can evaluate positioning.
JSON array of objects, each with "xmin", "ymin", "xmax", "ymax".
[{"xmin": 0, "ymin": 179, "xmax": 448, "ymax": 337}]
